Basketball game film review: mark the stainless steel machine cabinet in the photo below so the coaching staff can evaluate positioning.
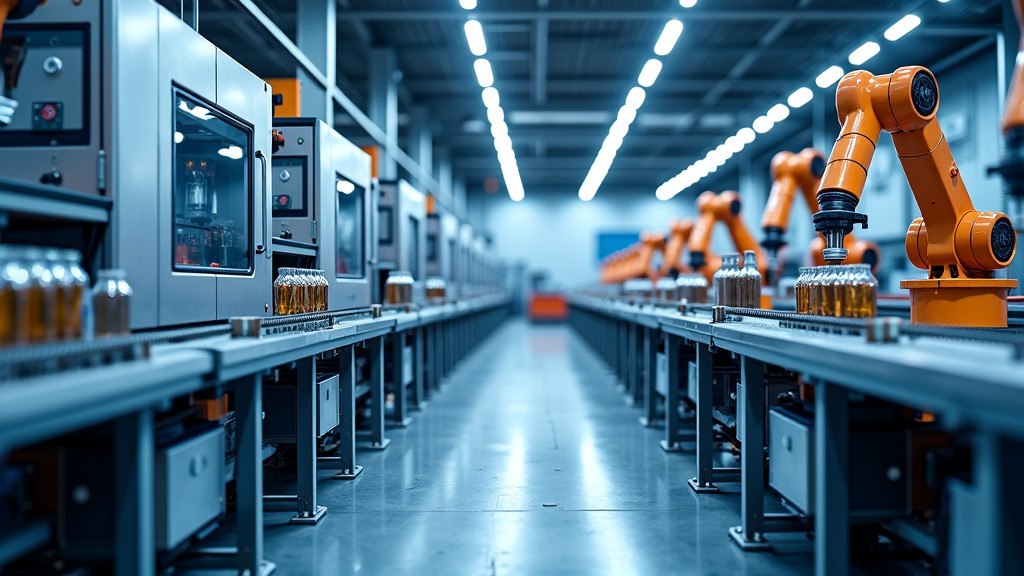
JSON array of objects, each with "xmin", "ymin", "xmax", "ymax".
[
  {"xmin": 376, "ymin": 179, "xmax": 427, "ymax": 302},
  {"xmin": 271, "ymin": 118, "xmax": 372, "ymax": 310},
  {"xmin": 0, "ymin": 0, "xmax": 273, "ymax": 328}
]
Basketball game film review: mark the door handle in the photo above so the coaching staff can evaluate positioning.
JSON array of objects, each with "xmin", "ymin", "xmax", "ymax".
[{"xmin": 255, "ymin": 150, "xmax": 270, "ymax": 257}]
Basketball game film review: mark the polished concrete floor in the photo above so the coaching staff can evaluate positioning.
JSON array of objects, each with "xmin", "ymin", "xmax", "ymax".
[{"xmin": 262, "ymin": 320, "xmax": 814, "ymax": 575}]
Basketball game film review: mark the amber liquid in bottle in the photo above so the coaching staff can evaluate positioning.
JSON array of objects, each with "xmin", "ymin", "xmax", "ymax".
[
  {"xmin": 840, "ymin": 283, "xmax": 876, "ymax": 318},
  {"xmin": 94, "ymin": 292, "xmax": 130, "ymax": 337},
  {"xmin": 315, "ymin": 284, "xmax": 326, "ymax": 312},
  {"xmin": 0, "ymin": 287, "xmax": 15, "ymax": 345},
  {"xmin": 818, "ymin": 281, "xmax": 834, "ymax": 317},
  {"xmin": 26, "ymin": 286, "xmax": 55, "ymax": 343},
  {"xmin": 66, "ymin": 285, "xmax": 83, "ymax": 339},
  {"xmin": 795, "ymin": 284, "xmax": 808, "ymax": 314},
  {"xmin": 386, "ymin": 283, "xmax": 401, "ymax": 305}
]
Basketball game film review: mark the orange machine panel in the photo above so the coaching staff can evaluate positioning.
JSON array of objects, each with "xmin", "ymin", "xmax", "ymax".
[
  {"xmin": 362, "ymin": 146, "xmax": 381, "ymax": 179},
  {"xmin": 528, "ymin": 292, "xmax": 569, "ymax": 322},
  {"xmin": 266, "ymin": 78, "xmax": 302, "ymax": 118}
]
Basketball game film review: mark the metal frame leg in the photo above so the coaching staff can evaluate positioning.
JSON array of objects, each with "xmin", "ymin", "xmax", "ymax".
[
  {"xmin": 390, "ymin": 331, "xmax": 411, "ymax": 427},
  {"xmin": 364, "ymin": 335, "xmax": 391, "ymax": 450},
  {"xmin": 115, "ymin": 409, "xmax": 154, "ymax": 576},
  {"xmin": 625, "ymin": 323, "xmax": 638, "ymax": 406},
  {"xmin": 815, "ymin": 381, "xmax": 849, "ymax": 576},
  {"xmin": 329, "ymin": 346, "xmax": 362, "ymax": 479},
  {"xmin": 237, "ymin": 375, "xmax": 274, "ymax": 574},
  {"xmin": 641, "ymin": 328, "xmax": 659, "ymax": 427},
  {"xmin": 631, "ymin": 323, "xmax": 644, "ymax": 407},
  {"xmin": 689, "ymin": 343, "xmax": 720, "ymax": 492},
  {"xmin": 730, "ymin": 356, "xmax": 771, "ymax": 550},
  {"xmin": 661, "ymin": 335, "xmax": 686, "ymax": 452},
  {"xmin": 412, "ymin": 326, "xmax": 426, "ymax": 410},
  {"xmin": 290, "ymin": 355, "xmax": 326, "ymax": 524}
]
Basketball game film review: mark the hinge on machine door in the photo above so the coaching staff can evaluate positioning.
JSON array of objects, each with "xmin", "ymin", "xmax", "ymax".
[
  {"xmin": 97, "ymin": 149, "xmax": 107, "ymax": 193},
  {"xmin": 312, "ymin": 220, "xmax": 317, "ymax": 241}
]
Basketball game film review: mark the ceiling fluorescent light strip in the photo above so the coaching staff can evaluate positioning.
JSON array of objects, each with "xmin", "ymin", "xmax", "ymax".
[
  {"xmin": 578, "ymin": 18, "xmax": 684, "ymax": 201},
  {"xmin": 461, "ymin": 5, "xmax": 524, "ymax": 201},
  {"xmin": 655, "ymin": 12, "xmax": 923, "ymax": 201}
]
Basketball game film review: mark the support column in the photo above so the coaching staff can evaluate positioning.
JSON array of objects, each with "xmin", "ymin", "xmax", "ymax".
[
  {"xmin": 409, "ymin": 106, "xmax": 433, "ymax": 185},
  {"xmin": 391, "ymin": 332, "xmax": 411, "ymax": 427},
  {"xmin": 296, "ymin": 0, "xmax": 336, "ymax": 122},
  {"xmin": 115, "ymin": 410, "xmax": 154, "ymax": 576},
  {"xmin": 689, "ymin": 343, "xmax": 719, "ymax": 492},
  {"xmin": 291, "ymin": 355, "xmax": 326, "ymax": 524},
  {"xmin": 334, "ymin": 345, "xmax": 362, "ymax": 478},
  {"xmin": 730, "ymin": 356, "xmax": 771, "ymax": 550},
  {"xmin": 369, "ymin": 48, "xmax": 399, "ymax": 180},
  {"xmin": 640, "ymin": 327, "xmax": 659, "ymax": 427},
  {"xmin": 815, "ymin": 381, "xmax": 849, "ymax": 576},
  {"xmin": 236, "ymin": 375, "xmax": 268, "ymax": 574},
  {"xmin": 365, "ymin": 336, "xmax": 391, "ymax": 449},
  {"xmin": 660, "ymin": 335, "xmax": 684, "ymax": 452}
]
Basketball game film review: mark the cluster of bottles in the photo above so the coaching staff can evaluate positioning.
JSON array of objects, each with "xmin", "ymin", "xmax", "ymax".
[
  {"xmin": 713, "ymin": 251, "xmax": 762, "ymax": 308},
  {"xmin": 385, "ymin": 271, "xmax": 415, "ymax": 305},
  {"xmin": 622, "ymin": 278, "xmax": 654, "ymax": 300},
  {"xmin": 794, "ymin": 264, "xmax": 878, "ymax": 318},
  {"xmin": 273, "ymin": 268, "xmax": 329, "ymax": 315},
  {"xmin": 675, "ymin": 273, "xmax": 709, "ymax": 304},
  {"xmin": 425, "ymin": 277, "xmax": 447, "ymax": 301},
  {"xmin": 0, "ymin": 246, "xmax": 134, "ymax": 346}
]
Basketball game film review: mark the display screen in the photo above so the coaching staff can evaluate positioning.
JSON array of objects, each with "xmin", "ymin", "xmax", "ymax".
[
  {"xmin": 336, "ymin": 175, "xmax": 364, "ymax": 278},
  {"xmin": 172, "ymin": 88, "xmax": 253, "ymax": 274},
  {"xmin": 271, "ymin": 156, "xmax": 308, "ymax": 217}
]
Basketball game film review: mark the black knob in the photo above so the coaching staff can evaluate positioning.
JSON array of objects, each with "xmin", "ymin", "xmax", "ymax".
[
  {"xmin": 280, "ymin": 230, "xmax": 293, "ymax": 239},
  {"xmin": 40, "ymin": 170, "xmax": 63, "ymax": 185}
]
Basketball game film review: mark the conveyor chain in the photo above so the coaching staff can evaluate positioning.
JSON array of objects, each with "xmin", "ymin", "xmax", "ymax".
[
  {"xmin": 0, "ymin": 323, "xmax": 233, "ymax": 380},
  {"xmin": 231, "ymin": 305, "xmax": 379, "ymax": 338}
]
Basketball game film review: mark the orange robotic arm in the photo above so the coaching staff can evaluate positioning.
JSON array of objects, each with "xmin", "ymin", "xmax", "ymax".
[
  {"xmin": 637, "ymin": 232, "xmax": 666, "ymax": 283},
  {"xmin": 817, "ymin": 66, "xmax": 1017, "ymax": 326},
  {"xmin": 688, "ymin": 190, "xmax": 766, "ymax": 281},
  {"xmin": 989, "ymin": 0, "xmax": 1024, "ymax": 219},
  {"xmin": 659, "ymin": 218, "xmax": 694, "ymax": 277},
  {"xmin": 761, "ymin": 149, "xmax": 826, "ymax": 249}
]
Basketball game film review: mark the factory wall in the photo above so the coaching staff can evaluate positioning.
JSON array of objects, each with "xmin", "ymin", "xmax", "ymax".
[{"xmin": 474, "ymin": 48, "xmax": 1005, "ymax": 290}]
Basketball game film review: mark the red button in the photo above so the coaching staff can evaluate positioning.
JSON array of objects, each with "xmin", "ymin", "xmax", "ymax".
[{"xmin": 40, "ymin": 104, "xmax": 57, "ymax": 121}]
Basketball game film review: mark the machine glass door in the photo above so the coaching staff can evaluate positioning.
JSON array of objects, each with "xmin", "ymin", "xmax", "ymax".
[
  {"xmin": 172, "ymin": 88, "xmax": 253, "ymax": 274},
  {"xmin": 335, "ymin": 175, "xmax": 365, "ymax": 278}
]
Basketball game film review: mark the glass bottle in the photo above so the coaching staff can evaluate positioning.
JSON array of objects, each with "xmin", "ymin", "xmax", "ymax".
[
  {"xmin": 46, "ymin": 249, "xmax": 73, "ymax": 340},
  {"xmin": 691, "ymin": 274, "xmax": 708, "ymax": 304},
  {"xmin": 843, "ymin": 264, "xmax": 878, "ymax": 318},
  {"xmin": 795, "ymin": 267, "xmax": 811, "ymax": 314},
  {"xmin": 0, "ymin": 246, "xmax": 29, "ymax": 346},
  {"xmin": 741, "ymin": 250, "xmax": 762, "ymax": 308},
  {"xmin": 713, "ymin": 254, "xmax": 734, "ymax": 306},
  {"xmin": 92, "ymin": 269, "xmax": 132, "ymax": 337},
  {"xmin": 64, "ymin": 250, "xmax": 89, "ymax": 340},
  {"xmin": 316, "ymin": 269, "xmax": 328, "ymax": 312},
  {"xmin": 288, "ymin": 268, "xmax": 303, "ymax": 314},
  {"xmin": 273, "ymin": 268, "xmax": 290, "ymax": 315},
  {"xmin": 818, "ymin": 265, "xmax": 839, "ymax": 318},
  {"xmin": 23, "ymin": 247, "xmax": 56, "ymax": 343}
]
